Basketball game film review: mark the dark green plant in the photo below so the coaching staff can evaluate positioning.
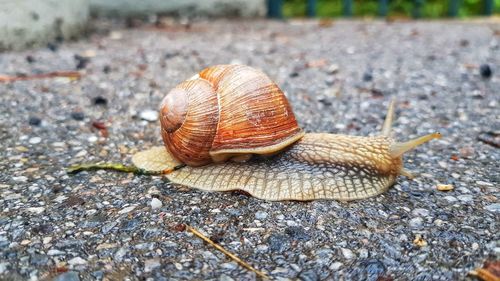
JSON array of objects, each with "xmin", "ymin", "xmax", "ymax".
[{"xmin": 283, "ymin": 0, "xmax": 499, "ymax": 18}]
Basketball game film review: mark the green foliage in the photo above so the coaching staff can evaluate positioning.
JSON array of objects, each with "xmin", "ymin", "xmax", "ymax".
[{"xmin": 283, "ymin": 0, "xmax": 499, "ymax": 18}]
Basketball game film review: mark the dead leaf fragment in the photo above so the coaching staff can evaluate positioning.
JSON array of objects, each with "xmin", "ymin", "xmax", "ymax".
[
  {"xmin": 437, "ymin": 184, "xmax": 454, "ymax": 191},
  {"xmin": 413, "ymin": 234, "xmax": 427, "ymax": 248},
  {"xmin": 306, "ymin": 59, "xmax": 328, "ymax": 68}
]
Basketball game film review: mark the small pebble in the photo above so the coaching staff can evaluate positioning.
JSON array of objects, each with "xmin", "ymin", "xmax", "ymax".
[
  {"xmin": 93, "ymin": 96, "xmax": 108, "ymax": 106},
  {"xmin": 484, "ymin": 203, "xmax": 500, "ymax": 213},
  {"xmin": 329, "ymin": 261, "xmax": 343, "ymax": 271},
  {"xmin": 150, "ymin": 198, "xmax": 162, "ymax": 210},
  {"xmin": 457, "ymin": 195, "xmax": 473, "ymax": 203},
  {"xmin": 28, "ymin": 137, "xmax": 42, "ymax": 144},
  {"xmin": 341, "ymin": 248, "xmax": 355, "ymax": 259},
  {"xmin": 43, "ymin": 237, "xmax": 52, "ymax": 244},
  {"xmin": 139, "ymin": 110, "xmax": 159, "ymax": 122},
  {"xmin": 68, "ymin": 257, "xmax": 87, "ymax": 266},
  {"xmin": 103, "ymin": 65, "xmax": 111, "ymax": 73},
  {"xmin": 255, "ymin": 211, "xmax": 268, "ymax": 220},
  {"xmin": 47, "ymin": 249, "xmax": 65, "ymax": 255},
  {"xmin": 54, "ymin": 271, "xmax": 80, "ymax": 281},
  {"xmin": 144, "ymin": 258, "xmax": 161, "ymax": 272},
  {"xmin": 0, "ymin": 262, "xmax": 7, "ymax": 274},
  {"xmin": 71, "ymin": 111, "xmax": 85, "ymax": 121},
  {"xmin": 412, "ymin": 208, "xmax": 430, "ymax": 217},
  {"xmin": 327, "ymin": 64, "xmax": 340, "ymax": 74},
  {"xmin": 147, "ymin": 186, "xmax": 161, "ymax": 197},
  {"xmin": 26, "ymin": 207, "xmax": 45, "ymax": 214},
  {"xmin": 25, "ymin": 55, "xmax": 35, "ymax": 63},
  {"xmin": 436, "ymin": 184, "xmax": 454, "ymax": 191},
  {"xmin": 47, "ymin": 42, "xmax": 58, "ymax": 52},
  {"xmin": 74, "ymin": 54, "xmax": 90, "ymax": 70},
  {"xmin": 443, "ymin": 196, "xmax": 457, "ymax": 202},
  {"xmin": 479, "ymin": 64, "xmax": 492, "ymax": 78},
  {"xmin": 362, "ymin": 71, "xmax": 373, "ymax": 82},
  {"xmin": 28, "ymin": 116, "xmax": 41, "ymax": 126},
  {"xmin": 118, "ymin": 206, "xmax": 135, "ymax": 214},
  {"xmin": 409, "ymin": 217, "xmax": 423, "ymax": 229}
]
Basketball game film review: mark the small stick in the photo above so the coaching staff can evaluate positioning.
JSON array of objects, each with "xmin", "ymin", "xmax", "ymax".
[
  {"xmin": 469, "ymin": 269, "xmax": 500, "ymax": 281},
  {"xmin": 185, "ymin": 225, "xmax": 269, "ymax": 280},
  {"xmin": 0, "ymin": 71, "xmax": 81, "ymax": 83},
  {"xmin": 66, "ymin": 162, "xmax": 186, "ymax": 175}
]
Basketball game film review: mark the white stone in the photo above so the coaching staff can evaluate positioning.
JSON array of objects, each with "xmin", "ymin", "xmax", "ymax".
[
  {"xmin": 139, "ymin": 110, "xmax": 159, "ymax": 122},
  {"xmin": 329, "ymin": 261, "xmax": 343, "ymax": 271},
  {"xmin": 150, "ymin": 198, "xmax": 162, "ymax": 210},
  {"xmin": 47, "ymin": 249, "xmax": 65, "ymax": 255},
  {"xmin": 26, "ymin": 207, "xmax": 45, "ymax": 214},
  {"xmin": 412, "ymin": 208, "xmax": 430, "ymax": 217},
  {"xmin": 255, "ymin": 211, "xmax": 268, "ymax": 220},
  {"xmin": 485, "ymin": 203, "xmax": 500, "ymax": 213},
  {"xmin": 341, "ymin": 248, "xmax": 355, "ymax": 259},
  {"xmin": 13, "ymin": 176, "xmax": 28, "ymax": 182},
  {"xmin": 144, "ymin": 258, "xmax": 161, "ymax": 272},
  {"xmin": 118, "ymin": 206, "xmax": 135, "ymax": 214},
  {"xmin": 28, "ymin": 137, "xmax": 42, "ymax": 144},
  {"xmin": 43, "ymin": 237, "xmax": 52, "ymax": 244},
  {"xmin": 75, "ymin": 150, "xmax": 88, "ymax": 157},
  {"xmin": 87, "ymin": 135, "xmax": 98, "ymax": 143},
  {"xmin": 0, "ymin": 262, "xmax": 8, "ymax": 274},
  {"xmin": 68, "ymin": 257, "xmax": 87, "ymax": 266}
]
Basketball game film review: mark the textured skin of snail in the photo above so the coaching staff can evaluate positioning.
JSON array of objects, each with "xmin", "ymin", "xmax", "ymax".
[
  {"xmin": 165, "ymin": 134, "xmax": 401, "ymax": 201},
  {"xmin": 132, "ymin": 131, "xmax": 440, "ymax": 202}
]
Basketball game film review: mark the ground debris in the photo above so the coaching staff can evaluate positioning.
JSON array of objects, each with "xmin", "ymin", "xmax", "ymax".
[
  {"xmin": 0, "ymin": 71, "xmax": 81, "ymax": 83},
  {"xmin": 469, "ymin": 260, "xmax": 500, "ymax": 281},
  {"xmin": 477, "ymin": 131, "xmax": 500, "ymax": 148},
  {"xmin": 436, "ymin": 184, "xmax": 454, "ymax": 191}
]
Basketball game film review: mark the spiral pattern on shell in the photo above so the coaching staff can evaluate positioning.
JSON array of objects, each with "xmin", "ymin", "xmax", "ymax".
[{"xmin": 159, "ymin": 64, "xmax": 304, "ymax": 166}]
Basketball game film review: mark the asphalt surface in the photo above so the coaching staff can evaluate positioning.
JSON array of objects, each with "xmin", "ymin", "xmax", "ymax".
[{"xmin": 0, "ymin": 19, "xmax": 499, "ymax": 280}]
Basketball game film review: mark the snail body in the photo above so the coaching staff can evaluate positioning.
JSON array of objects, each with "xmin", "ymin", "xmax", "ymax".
[{"xmin": 132, "ymin": 65, "xmax": 440, "ymax": 201}]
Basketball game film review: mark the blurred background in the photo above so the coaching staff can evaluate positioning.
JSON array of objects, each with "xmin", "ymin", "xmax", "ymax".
[
  {"xmin": 279, "ymin": 0, "xmax": 500, "ymax": 18},
  {"xmin": 0, "ymin": 0, "xmax": 498, "ymax": 51}
]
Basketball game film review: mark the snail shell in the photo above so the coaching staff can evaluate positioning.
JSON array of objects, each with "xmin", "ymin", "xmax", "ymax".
[{"xmin": 159, "ymin": 64, "xmax": 304, "ymax": 166}]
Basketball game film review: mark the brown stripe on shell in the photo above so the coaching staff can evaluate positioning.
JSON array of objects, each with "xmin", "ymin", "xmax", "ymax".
[
  {"xmin": 160, "ymin": 79, "xmax": 219, "ymax": 166},
  {"xmin": 202, "ymin": 65, "xmax": 303, "ymax": 154}
]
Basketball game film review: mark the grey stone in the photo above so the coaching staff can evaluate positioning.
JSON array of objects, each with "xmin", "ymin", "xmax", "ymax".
[
  {"xmin": 255, "ymin": 211, "xmax": 268, "ymax": 220},
  {"xmin": 485, "ymin": 203, "xmax": 500, "ymax": 213},
  {"xmin": 54, "ymin": 271, "xmax": 80, "ymax": 281}
]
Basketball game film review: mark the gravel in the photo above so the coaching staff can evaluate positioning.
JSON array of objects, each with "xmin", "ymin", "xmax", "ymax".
[{"xmin": 0, "ymin": 19, "xmax": 498, "ymax": 280}]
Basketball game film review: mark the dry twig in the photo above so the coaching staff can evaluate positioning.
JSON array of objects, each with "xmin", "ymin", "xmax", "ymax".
[
  {"xmin": 185, "ymin": 225, "xmax": 269, "ymax": 279},
  {"xmin": 0, "ymin": 71, "xmax": 81, "ymax": 83}
]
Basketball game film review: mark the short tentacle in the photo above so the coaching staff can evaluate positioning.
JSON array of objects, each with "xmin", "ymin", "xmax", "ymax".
[{"xmin": 381, "ymin": 98, "xmax": 396, "ymax": 137}]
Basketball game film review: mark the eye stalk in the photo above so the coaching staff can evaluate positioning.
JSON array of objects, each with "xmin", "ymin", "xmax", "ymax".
[
  {"xmin": 380, "ymin": 99, "xmax": 442, "ymax": 179},
  {"xmin": 390, "ymin": 132, "xmax": 442, "ymax": 158}
]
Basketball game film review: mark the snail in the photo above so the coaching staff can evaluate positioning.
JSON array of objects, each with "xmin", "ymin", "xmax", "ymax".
[{"xmin": 128, "ymin": 64, "xmax": 441, "ymax": 201}]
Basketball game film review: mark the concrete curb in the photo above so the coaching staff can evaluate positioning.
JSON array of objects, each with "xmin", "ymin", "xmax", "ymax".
[
  {"xmin": 0, "ymin": 0, "xmax": 89, "ymax": 51},
  {"xmin": 89, "ymin": 0, "xmax": 266, "ymax": 18}
]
